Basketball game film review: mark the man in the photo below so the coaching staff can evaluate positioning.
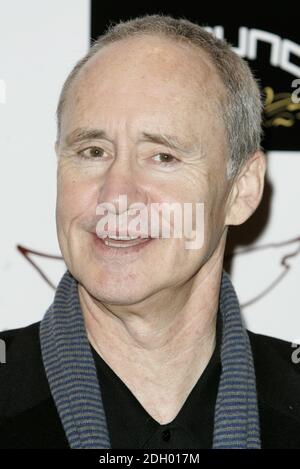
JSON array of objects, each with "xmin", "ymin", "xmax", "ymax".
[{"xmin": 0, "ymin": 14, "xmax": 299, "ymax": 449}]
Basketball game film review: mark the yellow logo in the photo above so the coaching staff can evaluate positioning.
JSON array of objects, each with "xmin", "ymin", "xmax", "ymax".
[{"xmin": 263, "ymin": 86, "xmax": 300, "ymax": 127}]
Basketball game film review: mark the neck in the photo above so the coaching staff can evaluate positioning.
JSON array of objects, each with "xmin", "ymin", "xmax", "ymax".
[{"xmin": 78, "ymin": 240, "xmax": 226, "ymax": 424}]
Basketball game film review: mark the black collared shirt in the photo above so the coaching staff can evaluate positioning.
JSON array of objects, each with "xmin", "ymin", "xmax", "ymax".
[
  {"xmin": 89, "ymin": 311, "xmax": 222, "ymax": 449},
  {"xmin": 1, "ymin": 312, "xmax": 300, "ymax": 449}
]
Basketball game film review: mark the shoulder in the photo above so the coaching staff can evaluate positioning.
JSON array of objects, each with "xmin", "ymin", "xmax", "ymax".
[
  {"xmin": 247, "ymin": 329, "xmax": 300, "ymax": 409},
  {"xmin": 247, "ymin": 328, "xmax": 300, "ymax": 361},
  {"xmin": 0, "ymin": 321, "xmax": 68, "ymax": 448},
  {"xmin": 0, "ymin": 321, "xmax": 42, "ymax": 373},
  {"xmin": 0, "ymin": 320, "xmax": 41, "ymax": 350},
  {"xmin": 247, "ymin": 329, "xmax": 300, "ymax": 448},
  {"xmin": 0, "ymin": 321, "xmax": 50, "ymax": 417},
  {"xmin": 247, "ymin": 328, "xmax": 300, "ymax": 380}
]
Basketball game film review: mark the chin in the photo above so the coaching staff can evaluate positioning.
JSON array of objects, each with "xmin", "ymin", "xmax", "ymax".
[
  {"xmin": 88, "ymin": 283, "xmax": 151, "ymax": 306},
  {"xmin": 76, "ymin": 267, "xmax": 151, "ymax": 305}
]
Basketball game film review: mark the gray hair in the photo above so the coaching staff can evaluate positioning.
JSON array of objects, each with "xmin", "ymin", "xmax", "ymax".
[{"xmin": 56, "ymin": 14, "xmax": 264, "ymax": 178}]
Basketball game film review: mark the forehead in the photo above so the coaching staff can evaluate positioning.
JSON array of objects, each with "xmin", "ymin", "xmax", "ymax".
[{"xmin": 61, "ymin": 35, "xmax": 224, "ymax": 138}]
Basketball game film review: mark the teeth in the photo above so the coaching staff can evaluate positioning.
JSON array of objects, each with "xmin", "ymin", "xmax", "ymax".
[
  {"xmin": 104, "ymin": 238, "xmax": 145, "ymax": 248},
  {"xmin": 104, "ymin": 240, "xmax": 128, "ymax": 247},
  {"xmin": 103, "ymin": 237, "xmax": 148, "ymax": 248},
  {"xmin": 108, "ymin": 235, "xmax": 139, "ymax": 240}
]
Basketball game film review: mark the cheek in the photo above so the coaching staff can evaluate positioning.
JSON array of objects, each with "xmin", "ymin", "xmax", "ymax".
[
  {"xmin": 205, "ymin": 192, "xmax": 227, "ymax": 240},
  {"xmin": 56, "ymin": 170, "xmax": 97, "ymax": 227}
]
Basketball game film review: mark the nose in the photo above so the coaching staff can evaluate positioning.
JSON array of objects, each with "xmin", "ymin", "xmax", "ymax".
[{"xmin": 97, "ymin": 155, "xmax": 149, "ymax": 215}]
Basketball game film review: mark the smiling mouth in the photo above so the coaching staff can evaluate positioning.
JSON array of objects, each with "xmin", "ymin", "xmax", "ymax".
[
  {"xmin": 101, "ymin": 236, "xmax": 151, "ymax": 248},
  {"xmin": 92, "ymin": 232, "xmax": 154, "ymax": 253}
]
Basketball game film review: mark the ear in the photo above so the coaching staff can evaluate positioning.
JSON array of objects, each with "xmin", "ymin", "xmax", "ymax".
[{"xmin": 225, "ymin": 150, "xmax": 267, "ymax": 226}]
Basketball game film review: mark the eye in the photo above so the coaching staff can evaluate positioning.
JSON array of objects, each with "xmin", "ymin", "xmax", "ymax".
[
  {"xmin": 77, "ymin": 146, "xmax": 105, "ymax": 159},
  {"xmin": 152, "ymin": 153, "xmax": 178, "ymax": 165}
]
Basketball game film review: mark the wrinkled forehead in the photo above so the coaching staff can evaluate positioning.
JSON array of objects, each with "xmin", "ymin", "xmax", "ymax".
[{"xmin": 60, "ymin": 35, "xmax": 225, "ymax": 140}]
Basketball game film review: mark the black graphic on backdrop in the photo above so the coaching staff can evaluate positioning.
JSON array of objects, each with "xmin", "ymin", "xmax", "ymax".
[{"xmin": 90, "ymin": 4, "xmax": 300, "ymax": 152}]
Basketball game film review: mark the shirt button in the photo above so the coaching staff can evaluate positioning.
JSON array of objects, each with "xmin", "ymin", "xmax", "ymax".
[{"xmin": 161, "ymin": 429, "xmax": 171, "ymax": 442}]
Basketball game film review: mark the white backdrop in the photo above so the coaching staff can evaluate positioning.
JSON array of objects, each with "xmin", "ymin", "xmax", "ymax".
[
  {"xmin": 0, "ymin": 0, "xmax": 89, "ymax": 329},
  {"xmin": 0, "ymin": 0, "xmax": 299, "ymax": 342}
]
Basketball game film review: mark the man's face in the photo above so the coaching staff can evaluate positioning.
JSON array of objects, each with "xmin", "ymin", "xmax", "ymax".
[{"xmin": 56, "ymin": 35, "xmax": 231, "ymax": 305}]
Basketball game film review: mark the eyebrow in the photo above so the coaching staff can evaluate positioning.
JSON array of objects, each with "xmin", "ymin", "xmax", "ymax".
[
  {"xmin": 64, "ymin": 128, "xmax": 110, "ymax": 147},
  {"xmin": 140, "ymin": 131, "xmax": 198, "ymax": 154},
  {"xmin": 64, "ymin": 127, "xmax": 199, "ymax": 154}
]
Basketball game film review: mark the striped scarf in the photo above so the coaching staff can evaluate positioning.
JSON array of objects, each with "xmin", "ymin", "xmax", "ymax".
[{"xmin": 39, "ymin": 269, "xmax": 261, "ymax": 449}]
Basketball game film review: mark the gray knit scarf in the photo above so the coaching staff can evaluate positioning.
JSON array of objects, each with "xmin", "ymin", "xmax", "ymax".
[{"xmin": 39, "ymin": 269, "xmax": 261, "ymax": 449}]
